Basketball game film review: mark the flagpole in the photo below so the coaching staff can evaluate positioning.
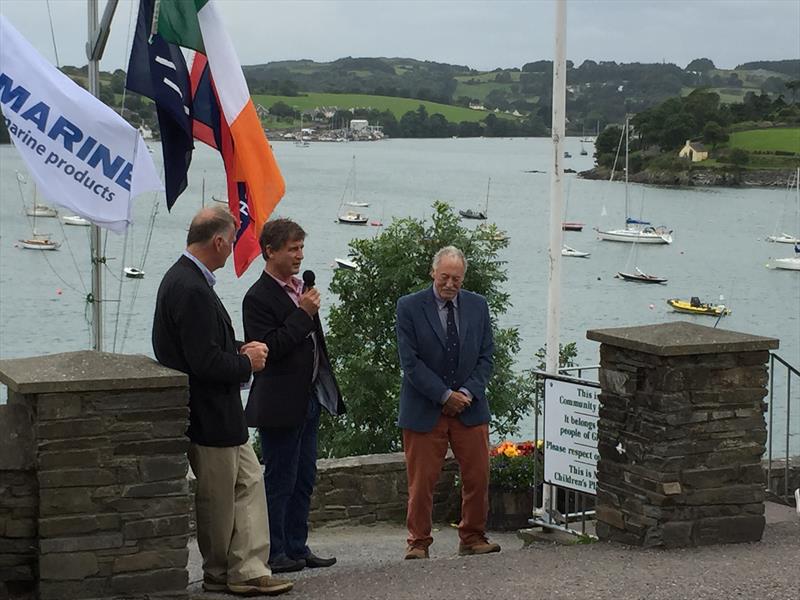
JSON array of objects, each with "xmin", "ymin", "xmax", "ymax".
[
  {"xmin": 86, "ymin": 0, "xmax": 119, "ymax": 351},
  {"xmin": 540, "ymin": 0, "xmax": 567, "ymax": 523}
]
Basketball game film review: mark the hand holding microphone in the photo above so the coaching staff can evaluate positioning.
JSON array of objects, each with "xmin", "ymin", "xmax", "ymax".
[{"xmin": 299, "ymin": 269, "xmax": 320, "ymax": 316}]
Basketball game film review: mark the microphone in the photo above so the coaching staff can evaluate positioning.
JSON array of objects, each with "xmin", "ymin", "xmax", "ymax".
[{"xmin": 302, "ymin": 270, "xmax": 316, "ymax": 291}]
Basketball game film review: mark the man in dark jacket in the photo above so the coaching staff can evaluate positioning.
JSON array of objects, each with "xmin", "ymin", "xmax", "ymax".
[
  {"xmin": 152, "ymin": 206, "xmax": 291, "ymax": 597},
  {"xmin": 243, "ymin": 218, "xmax": 345, "ymax": 573}
]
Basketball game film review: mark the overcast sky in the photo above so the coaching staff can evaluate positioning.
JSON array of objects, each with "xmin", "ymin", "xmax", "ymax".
[{"xmin": 1, "ymin": 0, "xmax": 798, "ymax": 73}]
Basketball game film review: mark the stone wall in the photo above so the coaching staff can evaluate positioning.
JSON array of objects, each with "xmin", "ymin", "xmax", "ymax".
[
  {"xmin": 310, "ymin": 453, "xmax": 460, "ymax": 526},
  {"xmin": 0, "ymin": 404, "xmax": 37, "ymax": 599},
  {"xmin": 0, "ymin": 351, "xmax": 190, "ymax": 600},
  {"xmin": 587, "ymin": 322, "xmax": 779, "ymax": 548}
]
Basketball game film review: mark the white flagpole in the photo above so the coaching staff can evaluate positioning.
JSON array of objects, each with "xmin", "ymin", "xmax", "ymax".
[{"xmin": 541, "ymin": 0, "xmax": 567, "ymax": 522}]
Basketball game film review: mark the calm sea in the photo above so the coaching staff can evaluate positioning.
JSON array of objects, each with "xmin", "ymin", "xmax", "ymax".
[{"xmin": 1, "ymin": 138, "xmax": 798, "ymax": 449}]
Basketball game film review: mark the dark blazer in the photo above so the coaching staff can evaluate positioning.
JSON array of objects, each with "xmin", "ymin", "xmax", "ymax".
[
  {"xmin": 152, "ymin": 255, "xmax": 252, "ymax": 447},
  {"xmin": 243, "ymin": 271, "xmax": 344, "ymax": 429},
  {"xmin": 396, "ymin": 286, "xmax": 494, "ymax": 433}
]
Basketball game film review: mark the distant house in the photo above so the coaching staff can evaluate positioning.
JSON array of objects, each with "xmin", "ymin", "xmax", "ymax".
[
  {"xmin": 678, "ymin": 139, "xmax": 709, "ymax": 162},
  {"xmin": 468, "ymin": 101, "xmax": 485, "ymax": 111}
]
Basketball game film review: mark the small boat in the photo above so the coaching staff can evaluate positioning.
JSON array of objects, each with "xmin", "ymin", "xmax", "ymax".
[
  {"xmin": 370, "ymin": 220, "xmax": 383, "ymax": 227},
  {"xmin": 459, "ymin": 208, "xmax": 487, "ymax": 220},
  {"xmin": 338, "ymin": 211, "xmax": 368, "ymax": 225},
  {"xmin": 62, "ymin": 215, "xmax": 91, "ymax": 226},
  {"xmin": 346, "ymin": 201, "xmax": 369, "ymax": 208},
  {"xmin": 334, "ymin": 257, "xmax": 359, "ymax": 270},
  {"xmin": 667, "ymin": 297, "xmax": 731, "ymax": 316},
  {"xmin": 123, "ymin": 267, "xmax": 145, "ymax": 279},
  {"xmin": 617, "ymin": 268, "xmax": 667, "ymax": 284},
  {"xmin": 562, "ymin": 221, "xmax": 584, "ymax": 231},
  {"xmin": 564, "ymin": 151, "xmax": 572, "ymax": 158},
  {"xmin": 768, "ymin": 257, "xmax": 800, "ymax": 271},
  {"xmin": 26, "ymin": 203, "xmax": 58, "ymax": 218},
  {"xmin": 21, "ymin": 235, "xmax": 60, "ymax": 251},
  {"xmin": 766, "ymin": 233, "xmax": 800, "ymax": 244},
  {"xmin": 562, "ymin": 245, "xmax": 590, "ymax": 258},
  {"xmin": 460, "ymin": 177, "xmax": 491, "ymax": 221}
]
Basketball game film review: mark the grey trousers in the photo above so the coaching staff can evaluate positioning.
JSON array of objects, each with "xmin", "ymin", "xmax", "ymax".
[{"xmin": 188, "ymin": 442, "xmax": 271, "ymax": 583}]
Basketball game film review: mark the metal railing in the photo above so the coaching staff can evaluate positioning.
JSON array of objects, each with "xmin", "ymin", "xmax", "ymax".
[
  {"xmin": 766, "ymin": 352, "xmax": 800, "ymax": 503},
  {"xmin": 529, "ymin": 367, "xmax": 600, "ymax": 537}
]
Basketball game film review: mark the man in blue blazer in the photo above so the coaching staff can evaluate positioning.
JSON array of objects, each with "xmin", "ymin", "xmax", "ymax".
[{"xmin": 396, "ymin": 246, "xmax": 500, "ymax": 559}]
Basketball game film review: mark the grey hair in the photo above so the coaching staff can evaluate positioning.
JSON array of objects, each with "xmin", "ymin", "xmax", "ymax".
[{"xmin": 431, "ymin": 246, "xmax": 468, "ymax": 272}]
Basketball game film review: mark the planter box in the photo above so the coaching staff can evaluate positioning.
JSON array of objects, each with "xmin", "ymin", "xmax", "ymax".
[{"xmin": 487, "ymin": 488, "xmax": 534, "ymax": 530}]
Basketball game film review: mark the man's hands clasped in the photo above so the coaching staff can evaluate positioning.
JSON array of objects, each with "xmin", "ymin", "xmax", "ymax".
[{"xmin": 442, "ymin": 390, "xmax": 471, "ymax": 416}]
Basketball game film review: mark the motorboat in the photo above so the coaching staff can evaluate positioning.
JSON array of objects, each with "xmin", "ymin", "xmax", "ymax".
[
  {"xmin": 123, "ymin": 267, "xmax": 145, "ymax": 279},
  {"xmin": 562, "ymin": 221, "xmax": 584, "ymax": 231},
  {"xmin": 667, "ymin": 297, "xmax": 731, "ymax": 316},
  {"xmin": 561, "ymin": 245, "xmax": 590, "ymax": 258},
  {"xmin": 334, "ymin": 257, "xmax": 359, "ymax": 270},
  {"xmin": 617, "ymin": 268, "xmax": 667, "ymax": 284},
  {"xmin": 62, "ymin": 215, "xmax": 91, "ymax": 226},
  {"xmin": 338, "ymin": 211, "xmax": 368, "ymax": 225}
]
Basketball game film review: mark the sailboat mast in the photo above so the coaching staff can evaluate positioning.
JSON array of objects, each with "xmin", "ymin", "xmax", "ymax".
[
  {"xmin": 86, "ymin": 0, "xmax": 119, "ymax": 351},
  {"xmin": 624, "ymin": 115, "xmax": 630, "ymax": 222},
  {"xmin": 485, "ymin": 177, "xmax": 491, "ymax": 215}
]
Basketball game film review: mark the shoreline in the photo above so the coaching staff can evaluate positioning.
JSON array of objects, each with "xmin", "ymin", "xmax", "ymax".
[{"xmin": 579, "ymin": 166, "xmax": 797, "ymax": 188}]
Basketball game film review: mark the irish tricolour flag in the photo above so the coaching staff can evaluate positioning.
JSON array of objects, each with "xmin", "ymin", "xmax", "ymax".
[{"xmin": 155, "ymin": 0, "xmax": 285, "ymax": 276}]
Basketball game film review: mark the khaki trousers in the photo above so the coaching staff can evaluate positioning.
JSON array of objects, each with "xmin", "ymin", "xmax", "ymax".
[
  {"xmin": 403, "ymin": 416, "xmax": 490, "ymax": 549},
  {"xmin": 188, "ymin": 442, "xmax": 271, "ymax": 583}
]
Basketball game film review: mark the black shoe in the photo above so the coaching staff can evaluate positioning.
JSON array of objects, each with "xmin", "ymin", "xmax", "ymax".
[
  {"xmin": 302, "ymin": 551, "xmax": 336, "ymax": 569},
  {"xmin": 269, "ymin": 555, "xmax": 306, "ymax": 573}
]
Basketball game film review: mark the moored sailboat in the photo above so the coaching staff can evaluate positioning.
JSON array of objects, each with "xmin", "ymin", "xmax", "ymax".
[{"xmin": 595, "ymin": 116, "xmax": 672, "ymax": 244}]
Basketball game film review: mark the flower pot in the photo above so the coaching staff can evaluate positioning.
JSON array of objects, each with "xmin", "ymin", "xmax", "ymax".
[{"xmin": 487, "ymin": 487, "xmax": 534, "ymax": 531}]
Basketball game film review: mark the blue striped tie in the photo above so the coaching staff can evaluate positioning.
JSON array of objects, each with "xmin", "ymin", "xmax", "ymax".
[{"xmin": 444, "ymin": 300, "xmax": 459, "ymax": 388}]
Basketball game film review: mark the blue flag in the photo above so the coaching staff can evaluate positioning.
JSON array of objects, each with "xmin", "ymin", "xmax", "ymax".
[{"xmin": 126, "ymin": 0, "xmax": 193, "ymax": 210}]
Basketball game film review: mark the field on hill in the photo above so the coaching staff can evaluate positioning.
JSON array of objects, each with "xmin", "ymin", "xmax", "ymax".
[
  {"xmin": 728, "ymin": 128, "xmax": 800, "ymax": 154},
  {"xmin": 252, "ymin": 92, "xmax": 504, "ymax": 123}
]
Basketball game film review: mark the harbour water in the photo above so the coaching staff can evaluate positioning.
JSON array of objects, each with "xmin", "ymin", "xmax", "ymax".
[{"xmin": 1, "ymin": 138, "xmax": 798, "ymax": 450}]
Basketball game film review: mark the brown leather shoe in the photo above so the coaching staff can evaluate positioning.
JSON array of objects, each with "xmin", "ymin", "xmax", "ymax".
[
  {"xmin": 227, "ymin": 575, "xmax": 293, "ymax": 596},
  {"xmin": 458, "ymin": 538, "xmax": 501, "ymax": 556},
  {"xmin": 202, "ymin": 574, "xmax": 227, "ymax": 592},
  {"xmin": 403, "ymin": 545, "xmax": 429, "ymax": 560}
]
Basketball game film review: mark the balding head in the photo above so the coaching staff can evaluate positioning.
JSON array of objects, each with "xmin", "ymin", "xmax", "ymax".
[{"xmin": 187, "ymin": 206, "xmax": 236, "ymax": 247}]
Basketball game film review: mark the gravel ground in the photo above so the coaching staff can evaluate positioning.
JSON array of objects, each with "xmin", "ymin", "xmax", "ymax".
[{"xmin": 189, "ymin": 503, "xmax": 799, "ymax": 600}]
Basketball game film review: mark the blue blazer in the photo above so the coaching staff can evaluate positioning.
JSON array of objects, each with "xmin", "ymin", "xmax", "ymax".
[{"xmin": 396, "ymin": 286, "xmax": 494, "ymax": 432}]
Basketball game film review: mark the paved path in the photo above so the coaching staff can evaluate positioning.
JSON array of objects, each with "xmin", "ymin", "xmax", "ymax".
[{"xmin": 189, "ymin": 503, "xmax": 799, "ymax": 600}]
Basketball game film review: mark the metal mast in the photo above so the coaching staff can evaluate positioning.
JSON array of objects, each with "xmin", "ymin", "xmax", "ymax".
[{"xmin": 85, "ymin": 0, "xmax": 120, "ymax": 350}]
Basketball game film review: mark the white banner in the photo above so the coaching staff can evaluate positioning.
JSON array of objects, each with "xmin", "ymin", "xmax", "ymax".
[
  {"xmin": 544, "ymin": 377, "xmax": 600, "ymax": 495},
  {"xmin": 0, "ymin": 16, "xmax": 162, "ymax": 233}
]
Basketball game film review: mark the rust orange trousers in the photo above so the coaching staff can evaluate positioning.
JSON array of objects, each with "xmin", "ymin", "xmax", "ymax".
[{"xmin": 403, "ymin": 415, "xmax": 489, "ymax": 549}]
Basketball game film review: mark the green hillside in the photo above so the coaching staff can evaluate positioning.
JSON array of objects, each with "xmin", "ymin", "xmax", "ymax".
[
  {"xmin": 252, "ymin": 92, "xmax": 500, "ymax": 123},
  {"xmin": 728, "ymin": 128, "xmax": 800, "ymax": 153}
]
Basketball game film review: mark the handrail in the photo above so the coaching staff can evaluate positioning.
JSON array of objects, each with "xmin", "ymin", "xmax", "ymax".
[{"xmin": 766, "ymin": 352, "xmax": 799, "ymax": 502}]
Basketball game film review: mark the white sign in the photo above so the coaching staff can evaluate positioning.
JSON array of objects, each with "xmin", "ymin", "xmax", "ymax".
[
  {"xmin": 0, "ymin": 16, "xmax": 162, "ymax": 232},
  {"xmin": 544, "ymin": 378, "xmax": 600, "ymax": 495}
]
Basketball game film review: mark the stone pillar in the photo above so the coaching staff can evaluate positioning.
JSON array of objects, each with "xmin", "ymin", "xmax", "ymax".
[
  {"xmin": 586, "ymin": 322, "xmax": 778, "ymax": 548},
  {"xmin": 0, "ymin": 351, "xmax": 190, "ymax": 600}
]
